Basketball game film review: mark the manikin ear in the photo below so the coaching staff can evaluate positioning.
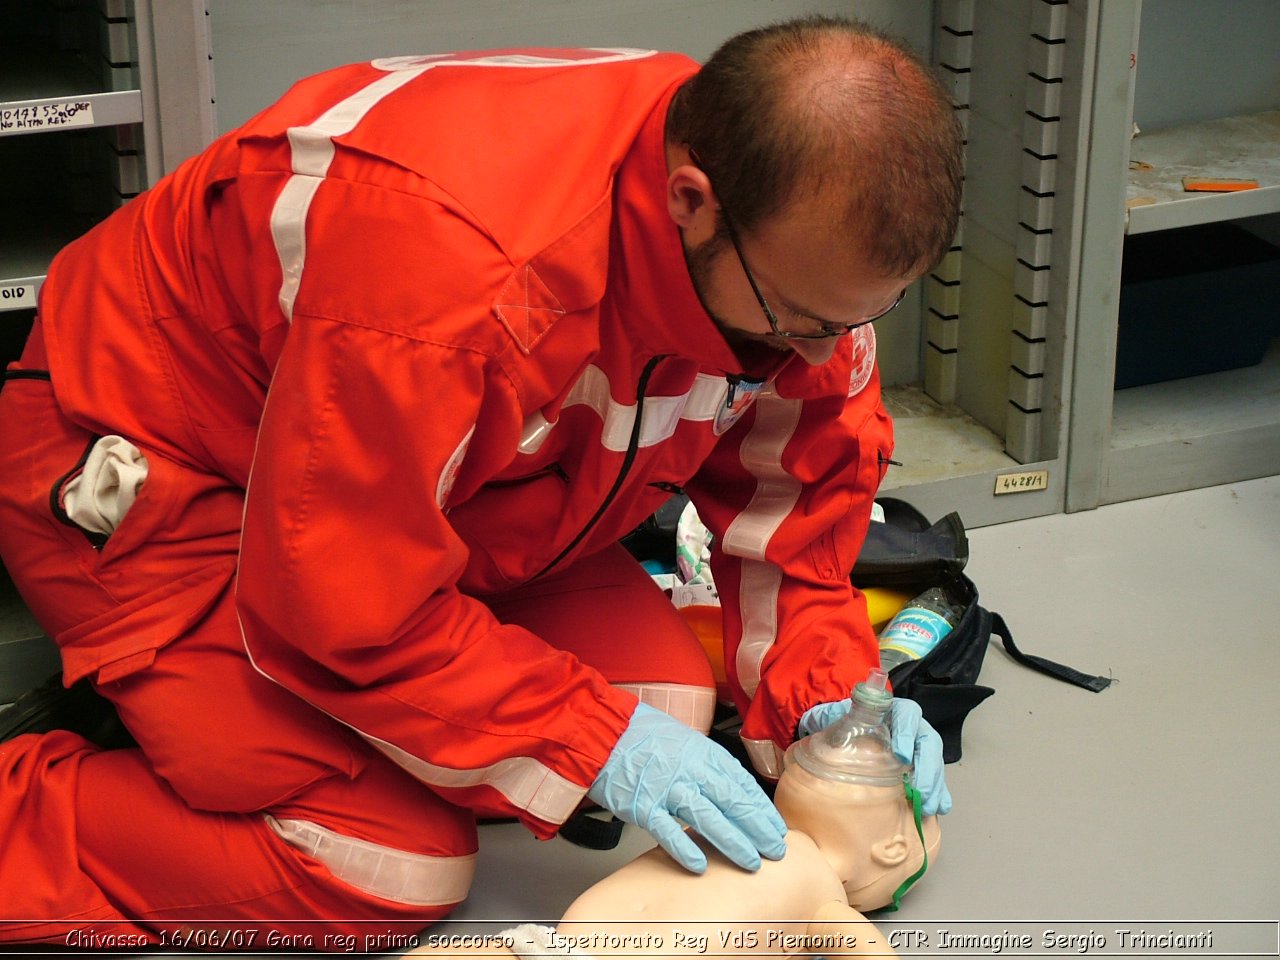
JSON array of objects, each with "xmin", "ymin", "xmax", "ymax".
[
  {"xmin": 665, "ymin": 163, "xmax": 717, "ymax": 232},
  {"xmin": 869, "ymin": 833, "xmax": 912, "ymax": 868}
]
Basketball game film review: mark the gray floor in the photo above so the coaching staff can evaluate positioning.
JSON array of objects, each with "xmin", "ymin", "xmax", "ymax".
[
  {"xmin": 3, "ymin": 477, "xmax": 1277, "ymax": 954},
  {"xmin": 445, "ymin": 475, "xmax": 1280, "ymax": 951}
]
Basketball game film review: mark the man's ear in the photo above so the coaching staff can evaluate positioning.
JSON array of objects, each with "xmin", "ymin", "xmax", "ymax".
[
  {"xmin": 870, "ymin": 834, "xmax": 911, "ymax": 867},
  {"xmin": 666, "ymin": 163, "xmax": 717, "ymax": 232}
]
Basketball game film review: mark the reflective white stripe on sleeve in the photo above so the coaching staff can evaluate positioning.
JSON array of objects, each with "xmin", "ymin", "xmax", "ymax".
[
  {"xmin": 722, "ymin": 395, "xmax": 803, "ymax": 697},
  {"xmin": 266, "ymin": 815, "xmax": 475, "ymax": 906},
  {"xmin": 742, "ymin": 736, "xmax": 786, "ymax": 780},
  {"xmin": 615, "ymin": 682, "xmax": 716, "ymax": 735},
  {"xmin": 517, "ymin": 369, "xmax": 727, "ymax": 456},
  {"xmin": 360, "ymin": 730, "xmax": 587, "ymax": 826},
  {"xmin": 721, "ymin": 395, "xmax": 804, "ymax": 561},
  {"xmin": 272, "ymin": 67, "xmax": 429, "ymax": 321},
  {"xmin": 735, "ymin": 559, "xmax": 782, "ymax": 699},
  {"xmin": 270, "ymin": 48, "xmax": 657, "ymax": 324}
]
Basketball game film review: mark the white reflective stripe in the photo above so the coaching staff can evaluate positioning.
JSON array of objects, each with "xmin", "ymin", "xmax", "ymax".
[
  {"xmin": 735, "ymin": 560, "xmax": 782, "ymax": 699},
  {"xmin": 270, "ymin": 175, "xmax": 324, "ymax": 322},
  {"xmin": 681, "ymin": 373, "xmax": 732, "ymax": 422},
  {"xmin": 272, "ymin": 67, "xmax": 428, "ymax": 322},
  {"xmin": 436, "ymin": 423, "xmax": 475, "ymax": 508},
  {"xmin": 238, "ymin": 628, "xmax": 586, "ymax": 826},
  {"xmin": 722, "ymin": 395, "xmax": 803, "ymax": 698},
  {"xmin": 266, "ymin": 815, "xmax": 475, "ymax": 906},
  {"xmin": 518, "ymin": 411, "xmax": 555, "ymax": 454},
  {"xmin": 270, "ymin": 48, "xmax": 656, "ymax": 325},
  {"xmin": 721, "ymin": 395, "xmax": 803, "ymax": 560},
  {"xmin": 742, "ymin": 736, "xmax": 786, "ymax": 780},
  {"xmin": 528, "ymin": 366, "xmax": 726, "ymax": 455},
  {"xmin": 616, "ymin": 682, "xmax": 716, "ymax": 735},
  {"xmin": 360, "ymin": 730, "xmax": 586, "ymax": 826},
  {"xmin": 372, "ymin": 48, "xmax": 656, "ymax": 72}
]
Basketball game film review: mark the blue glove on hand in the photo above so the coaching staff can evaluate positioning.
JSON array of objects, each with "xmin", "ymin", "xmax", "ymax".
[
  {"xmin": 798, "ymin": 696, "xmax": 952, "ymax": 816},
  {"xmin": 588, "ymin": 703, "xmax": 788, "ymax": 874}
]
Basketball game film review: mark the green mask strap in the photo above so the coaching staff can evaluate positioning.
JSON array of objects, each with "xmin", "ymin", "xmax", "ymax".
[{"xmin": 881, "ymin": 773, "xmax": 929, "ymax": 913}]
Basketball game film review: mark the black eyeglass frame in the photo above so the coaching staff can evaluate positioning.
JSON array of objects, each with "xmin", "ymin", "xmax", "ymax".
[{"xmin": 720, "ymin": 212, "xmax": 906, "ymax": 340}]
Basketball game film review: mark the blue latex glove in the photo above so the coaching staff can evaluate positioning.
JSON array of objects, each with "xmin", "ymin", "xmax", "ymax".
[
  {"xmin": 797, "ymin": 696, "xmax": 952, "ymax": 816},
  {"xmin": 588, "ymin": 703, "xmax": 788, "ymax": 874}
]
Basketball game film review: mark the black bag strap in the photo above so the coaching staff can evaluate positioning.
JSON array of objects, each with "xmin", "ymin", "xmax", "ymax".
[{"xmin": 991, "ymin": 613, "xmax": 1113, "ymax": 693}]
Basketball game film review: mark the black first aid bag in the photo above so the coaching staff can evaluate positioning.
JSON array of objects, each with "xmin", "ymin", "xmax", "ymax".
[{"xmin": 859, "ymin": 499, "xmax": 1112, "ymax": 764}]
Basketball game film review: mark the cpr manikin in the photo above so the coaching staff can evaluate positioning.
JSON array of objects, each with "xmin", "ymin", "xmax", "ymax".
[{"xmin": 412, "ymin": 670, "xmax": 940, "ymax": 959}]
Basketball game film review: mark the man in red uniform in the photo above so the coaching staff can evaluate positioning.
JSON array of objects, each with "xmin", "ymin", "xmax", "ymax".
[{"xmin": 0, "ymin": 15, "xmax": 962, "ymax": 945}]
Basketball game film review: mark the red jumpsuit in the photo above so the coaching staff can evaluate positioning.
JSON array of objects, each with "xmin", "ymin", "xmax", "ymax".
[{"xmin": 0, "ymin": 47, "xmax": 893, "ymax": 943}]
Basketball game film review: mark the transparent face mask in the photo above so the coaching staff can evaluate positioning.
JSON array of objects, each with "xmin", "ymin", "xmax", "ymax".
[{"xmin": 785, "ymin": 669, "xmax": 929, "ymax": 911}]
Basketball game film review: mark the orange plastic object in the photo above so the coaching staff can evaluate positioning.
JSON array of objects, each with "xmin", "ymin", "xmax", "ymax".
[
  {"xmin": 678, "ymin": 604, "xmax": 732, "ymax": 704},
  {"xmin": 1181, "ymin": 177, "xmax": 1259, "ymax": 193}
]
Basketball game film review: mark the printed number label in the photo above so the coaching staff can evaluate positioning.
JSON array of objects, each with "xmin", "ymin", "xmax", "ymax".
[
  {"xmin": 993, "ymin": 470, "xmax": 1049, "ymax": 495},
  {"xmin": 0, "ymin": 99, "xmax": 95, "ymax": 132},
  {"xmin": 0, "ymin": 283, "xmax": 37, "ymax": 309}
]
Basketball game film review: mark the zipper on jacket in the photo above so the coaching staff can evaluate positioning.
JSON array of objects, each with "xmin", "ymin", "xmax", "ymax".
[
  {"xmin": 532, "ymin": 354, "xmax": 667, "ymax": 580},
  {"xmin": 723, "ymin": 372, "xmax": 765, "ymax": 408}
]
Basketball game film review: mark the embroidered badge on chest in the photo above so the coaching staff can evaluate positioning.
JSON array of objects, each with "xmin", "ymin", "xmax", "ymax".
[
  {"xmin": 714, "ymin": 378, "xmax": 764, "ymax": 436},
  {"xmin": 848, "ymin": 325, "xmax": 878, "ymax": 396}
]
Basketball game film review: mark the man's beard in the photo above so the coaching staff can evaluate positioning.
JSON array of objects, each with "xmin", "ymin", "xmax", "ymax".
[{"xmin": 682, "ymin": 226, "xmax": 789, "ymax": 358}]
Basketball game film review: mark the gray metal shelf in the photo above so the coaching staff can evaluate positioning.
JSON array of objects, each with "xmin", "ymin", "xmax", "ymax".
[
  {"xmin": 0, "ymin": 88, "xmax": 143, "ymax": 138},
  {"xmin": 0, "ymin": 8, "xmax": 147, "ymax": 312},
  {"xmin": 1126, "ymin": 110, "xmax": 1280, "ymax": 235}
]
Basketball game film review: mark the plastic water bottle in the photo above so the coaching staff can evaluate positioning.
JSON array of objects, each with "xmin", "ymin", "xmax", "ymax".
[{"xmin": 878, "ymin": 587, "xmax": 960, "ymax": 672}]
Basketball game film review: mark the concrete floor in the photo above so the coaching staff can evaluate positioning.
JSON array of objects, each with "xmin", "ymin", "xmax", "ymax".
[
  {"xmin": 2, "ymin": 477, "xmax": 1277, "ymax": 955},
  {"xmin": 443, "ymin": 475, "xmax": 1280, "ymax": 953}
]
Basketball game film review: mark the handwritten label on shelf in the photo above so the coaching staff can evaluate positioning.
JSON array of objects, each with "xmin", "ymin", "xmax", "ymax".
[
  {"xmin": 0, "ymin": 99, "xmax": 95, "ymax": 133},
  {"xmin": 994, "ymin": 469, "xmax": 1049, "ymax": 496},
  {"xmin": 0, "ymin": 281, "xmax": 38, "ymax": 310}
]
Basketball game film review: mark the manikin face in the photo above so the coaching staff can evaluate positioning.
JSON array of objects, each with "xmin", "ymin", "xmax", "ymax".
[
  {"xmin": 773, "ymin": 761, "xmax": 942, "ymax": 912},
  {"xmin": 679, "ymin": 189, "xmax": 915, "ymax": 369}
]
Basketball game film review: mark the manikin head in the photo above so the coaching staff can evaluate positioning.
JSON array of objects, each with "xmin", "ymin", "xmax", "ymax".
[
  {"xmin": 773, "ymin": 672, "xmax": 942, "ymax": 912},
  {"xmin": 774, "ymin": 753, "xmax": 941, "ymax": 911}
]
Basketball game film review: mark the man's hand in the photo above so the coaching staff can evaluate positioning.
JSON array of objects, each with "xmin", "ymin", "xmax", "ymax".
[
  {"xmin": 798, "ymin": 696, "xmax": 952, "ymax": 816},
  {"xmin": 588, "ymin": 703, "xmax": 788, "ymax": 873}
]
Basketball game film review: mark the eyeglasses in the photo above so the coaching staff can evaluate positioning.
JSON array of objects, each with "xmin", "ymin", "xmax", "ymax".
[{"xmin": 720, "ymin": 207, "xmax": 906, "ymax": 341}]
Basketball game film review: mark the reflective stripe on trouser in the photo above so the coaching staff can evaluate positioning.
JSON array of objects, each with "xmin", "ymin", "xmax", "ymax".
[
  {"xmin": 266, "ymin": 816, "xmax": 475, "ymax": 906},
  {"xmin": 0, "ymin": 733, "xmax": 473, "ymax": 946}
]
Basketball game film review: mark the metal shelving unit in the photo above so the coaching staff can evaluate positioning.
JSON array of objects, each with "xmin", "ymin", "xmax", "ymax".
[
  {"xmin": 0, "ymin": 1, "xmax": 151, "ymax": 314},
  {"xmin": 0, "ymin": 0, "xmax": 169, "ymax": 700},
  {"xmin": 1067, "ymin": 0, "xmax": 1280, "ymax": 510}
]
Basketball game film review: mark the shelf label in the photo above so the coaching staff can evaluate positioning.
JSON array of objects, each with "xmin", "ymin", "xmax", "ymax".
[
  {"xmin": 0, "ymin": 280, "xmax": 38, "ymax": 310},
  {"xmin": 994, "ymin": 469, "xmax": 1049, "ymax": 496},
  {"xmin": 0, "ymin": 99, "xmax": 95, "ymax": 133}
]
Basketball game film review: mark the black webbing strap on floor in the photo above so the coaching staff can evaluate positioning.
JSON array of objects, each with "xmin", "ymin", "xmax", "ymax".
[{"xmin": 993, "ymin": 613, "xmax": 1114, "ymax": 692}]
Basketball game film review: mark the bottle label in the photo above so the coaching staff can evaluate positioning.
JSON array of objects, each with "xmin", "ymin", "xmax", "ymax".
[{"xmin": 878, "ymin": 607, "xmax": 953, "ymax": 662}]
